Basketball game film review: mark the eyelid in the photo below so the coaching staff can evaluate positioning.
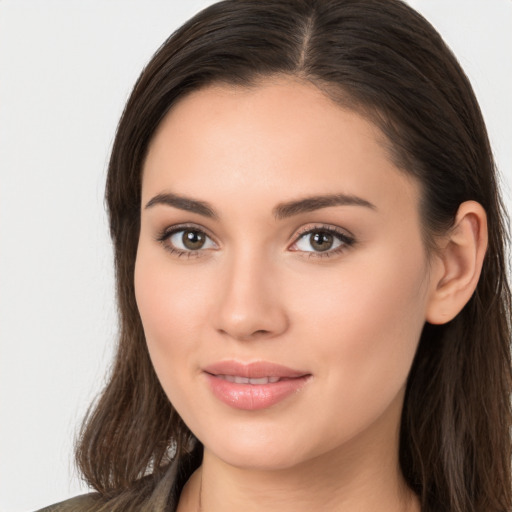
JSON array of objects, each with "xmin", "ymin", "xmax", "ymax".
[
  {"xmin": 156, "ymin": 222, "xmax": 217, "ymax": 241},
  {"xmin": 293, "ymin": 223, "xmax": 355, "ymax": 241},
  {"xmin": 288, "ymin": 223, "xmax": 356, "ymax": 257},
  {"xmin": 155, "ymin": 223, "xmax": 219, "ymax": 257}
]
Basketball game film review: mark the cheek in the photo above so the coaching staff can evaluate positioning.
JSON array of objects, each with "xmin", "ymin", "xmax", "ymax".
[
  {"xmin": 134, "ymin": 245, "xmax": 212, "ymax": 390},
  {"xmin": 297, "ymin": 240, "xmax": 429, "ymax": 413}
]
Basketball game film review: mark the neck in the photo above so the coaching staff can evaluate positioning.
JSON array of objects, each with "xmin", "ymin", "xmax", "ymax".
[{"xmin": 177, "ymin": 392, "xmax": 420, "ymax": 512}]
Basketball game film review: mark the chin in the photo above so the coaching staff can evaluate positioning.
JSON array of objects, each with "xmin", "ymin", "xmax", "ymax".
[
  {"xmin": 198, "ymin": 422, "xmax": 317, "ymax": 471},
  {"xmin": 212, "ymin": 444, "xmax": 306, "ymax": 471}
]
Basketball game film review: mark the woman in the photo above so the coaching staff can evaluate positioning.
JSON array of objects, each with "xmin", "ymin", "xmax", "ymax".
[{"xmin": 38, "ymin": 0, "xmax": 511, "ymax": 511}]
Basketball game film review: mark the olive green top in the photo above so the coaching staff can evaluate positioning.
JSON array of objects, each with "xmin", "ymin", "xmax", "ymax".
[
  {"xmin": 35, "ymin": 494, "xmax": 104, "ymax": 512},
  {"xmin": 35, "ymin": 447, "xmax": 201, "ymax": 512}
]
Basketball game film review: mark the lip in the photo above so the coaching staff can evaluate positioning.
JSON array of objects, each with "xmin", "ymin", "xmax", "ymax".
[{"xmin": 203, "ymin": 360, "xmax": 311, "ymax": 410}]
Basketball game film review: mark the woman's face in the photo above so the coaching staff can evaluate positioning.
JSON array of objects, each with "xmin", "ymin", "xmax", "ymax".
[{"xmin": 135, "ymin": 78, "xmax": 439, "ymax": 471}]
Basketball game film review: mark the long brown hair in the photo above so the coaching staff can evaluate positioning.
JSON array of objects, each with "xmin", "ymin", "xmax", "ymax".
[{"xmin": 76, "ymin": 1, "xmax": 512, "ymax": 510}]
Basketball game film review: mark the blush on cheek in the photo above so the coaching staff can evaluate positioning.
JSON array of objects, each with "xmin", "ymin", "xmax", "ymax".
[
  {"xmin": 134, "ymin": 251, "xmax": 213, "ymax": 397},
  {"xmin": 314, "ymin": 249, "xmax": 427, "ymax": 404},
  {"xmin": 136, "ymin": 249, "xmax": 199, "ymax": 331}
]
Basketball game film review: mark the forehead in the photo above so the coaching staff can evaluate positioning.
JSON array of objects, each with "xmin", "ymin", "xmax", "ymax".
[{"xmin": 142, "ymin": 77, "xmax": 420, "ymax": 218}]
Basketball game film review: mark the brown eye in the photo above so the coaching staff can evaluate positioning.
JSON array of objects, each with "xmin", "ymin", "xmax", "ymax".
[
  {"xmin": 165, "ymin": 227, "xmax": 217, "ymax": 253},
  {"xmin": 182, "ymin": 229, "xmax": 206, "ymax": 250},
  {"xmin": 310, "ymin": 232, "xmax": 334, "ymax": 252},
  {"xmin": 291, "ymin": 227, "xmax": 354, "ymax": 256}
]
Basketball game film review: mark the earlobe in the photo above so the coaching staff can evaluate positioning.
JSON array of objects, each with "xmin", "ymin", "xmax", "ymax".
[{"xmin": 426, "ymin": 201, "xmax": 488, "ymax": 325}]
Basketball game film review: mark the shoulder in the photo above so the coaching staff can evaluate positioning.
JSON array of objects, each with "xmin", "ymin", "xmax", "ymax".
[
  {"xmin": 35, "ymin": 493, "xmax": 101, "ymax": 512},
  {"xmin": 34, "ymin": 445, "xmax": 202, "ymax": 512}
]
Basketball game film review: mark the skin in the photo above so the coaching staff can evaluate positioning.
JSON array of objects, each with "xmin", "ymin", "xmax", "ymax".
[{"xmin": 135, "ymin": 77, "xmax": 486, "ymax": 511}]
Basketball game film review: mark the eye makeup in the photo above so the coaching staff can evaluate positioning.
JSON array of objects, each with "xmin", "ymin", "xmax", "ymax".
[{"xmin": 154, "ymin": 221, "xmax": 356, "ymax": 260}]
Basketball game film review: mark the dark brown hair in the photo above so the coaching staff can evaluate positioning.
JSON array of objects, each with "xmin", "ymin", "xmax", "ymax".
[{"xmin": 76, "ymin": 1, "xmax": 512, "ymax": 511}]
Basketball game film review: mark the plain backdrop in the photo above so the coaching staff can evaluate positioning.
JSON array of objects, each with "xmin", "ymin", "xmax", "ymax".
[{"xmin": 1, "ymin": 1, "xmax": 511, "ymax": 511}]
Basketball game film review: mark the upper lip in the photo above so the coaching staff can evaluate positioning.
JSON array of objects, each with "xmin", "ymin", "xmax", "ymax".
[{"xmin": 203, "ymin": 360, "xmax": 309, "ymax": 379}]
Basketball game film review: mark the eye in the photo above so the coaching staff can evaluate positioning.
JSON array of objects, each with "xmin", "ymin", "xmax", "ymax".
[
  {"xmin": 290, "ymin": 226, "xmax": 355, "ymax": 257},
  {"xmin": 170, "ymin": 229, "xmax": 215, "ymax": 251},
  {"xmin": 157, "ymin": 225, "xmax": 217, "ymax": 256}
]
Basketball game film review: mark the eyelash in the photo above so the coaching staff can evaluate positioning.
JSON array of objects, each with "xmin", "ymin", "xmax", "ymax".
[
  {"xmin": 155, "ymin": 223, "xmax": 356, "ymax": 259},
  {"xmin": 155, "ymin": 223, "xmax": 215, "ymax": 259},
  {"xmin": 292, "ymin": 225, "xmax": 356, "ymax": 259}
]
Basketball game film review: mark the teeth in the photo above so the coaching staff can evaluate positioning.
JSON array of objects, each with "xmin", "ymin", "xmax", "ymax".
[
  {"xmin": 219, "ymin": 375, "xmax": 280, "ymax": 384},
  {"xmin": 249, "ymin": 377, "xmax": 272, "ymax": 385}
]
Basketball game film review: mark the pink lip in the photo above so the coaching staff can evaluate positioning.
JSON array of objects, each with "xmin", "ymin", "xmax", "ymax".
[{"xmin": 203, "ymin": 360, "xmax": 311, "ymax": 411}]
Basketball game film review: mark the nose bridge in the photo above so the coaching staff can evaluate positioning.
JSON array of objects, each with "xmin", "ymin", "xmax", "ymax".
[{"xmin": 213, "ymin": 244, "xmax": 288, "ymax": 341}]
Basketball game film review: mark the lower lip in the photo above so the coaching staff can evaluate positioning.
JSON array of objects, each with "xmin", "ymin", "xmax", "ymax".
[{"xmin": 204, "ymin": 374, "xmax": 310, "ymax": 410}]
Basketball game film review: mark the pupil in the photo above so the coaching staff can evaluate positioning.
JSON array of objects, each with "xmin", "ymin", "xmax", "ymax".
[
  {"xmin": 182, "ymin": 230, "xmax": 205, "ymax": 250},
  {"xmin": 311, "ymin": 232, "xmax": 333, "ymax": 252}
]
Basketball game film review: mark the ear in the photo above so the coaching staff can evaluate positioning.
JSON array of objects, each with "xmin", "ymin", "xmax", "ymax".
[{"xmin": 426, "ymin": 201, "xmax": 488, "ymax": 325}]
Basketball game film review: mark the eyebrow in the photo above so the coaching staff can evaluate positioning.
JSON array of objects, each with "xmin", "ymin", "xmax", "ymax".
[
  {"xmin": 272, "ymin": 193, "xmax": 376, "ymax": 219},
  {"xmin": 145, "ymin": 192, "xmax": 218, "ymax": 219},
  {"xmin": 144, "ymin": 192, "xmax": 376, "ymax": 219}
]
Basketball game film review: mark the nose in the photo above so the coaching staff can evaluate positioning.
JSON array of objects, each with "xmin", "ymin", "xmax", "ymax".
[{"xmin": 212, "ymin": 250, "xmax": 289, "ymax": 342}]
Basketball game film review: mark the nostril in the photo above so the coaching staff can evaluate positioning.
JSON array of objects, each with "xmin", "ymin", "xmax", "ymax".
[{"xmin": 217, "ymin": 328, "xmax": 272, "ymax": 341}]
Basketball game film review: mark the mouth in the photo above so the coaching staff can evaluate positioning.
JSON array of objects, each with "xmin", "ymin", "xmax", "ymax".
[
  {"xmin": 202, "ymin": 360, "xmax": 311, "ymax": 410},
  {"xmin": 203, "ymin": 360, "xmax": 309, "ymax": 379},
  {"xmin": 213, "ymin": 375, "xmax": 282, "ymax": 384}
]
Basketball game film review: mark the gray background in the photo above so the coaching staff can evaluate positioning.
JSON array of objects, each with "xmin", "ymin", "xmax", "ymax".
[{"xmin": 1, "ymin": 1, "xmax": 511, "ymax": 510}]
